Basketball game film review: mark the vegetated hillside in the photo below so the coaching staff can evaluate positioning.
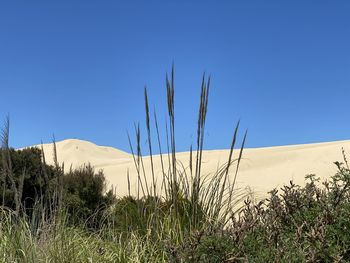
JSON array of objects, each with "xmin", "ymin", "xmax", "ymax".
[{"xmin": 33, "ymin": 138, "xmax": 350, "ymax": 198}]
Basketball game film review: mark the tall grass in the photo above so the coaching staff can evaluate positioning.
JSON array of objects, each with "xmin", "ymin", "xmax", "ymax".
[
  {"xmin": 1, "ymin": 116, "xmax": 25, "ymax": 217},
  {"xmin": 0, "ymin": 207, "xmax": 169, "ymax": 262},
  {"xmin": 124, "ymin": 66, "xmax": 247, "ymax": 238}
]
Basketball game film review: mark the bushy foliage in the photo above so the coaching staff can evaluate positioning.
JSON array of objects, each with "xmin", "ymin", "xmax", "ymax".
[
  {"xmin": 0, "ymin": 147, "xmax": 115, "ymax": 228},
  {"xmin": 168, "ymin": 229, "xmax": 235, "ymax": 263},
  {"xmin": 0, "ymin": 147, "xmax": 57, "ymax": 213},
  {"xmin": 62, "ymin": 164, "xmax": 115, "ymax": 228},
  {"xmin": 168, "ymin": 160, "xmax": 350, "ymax": 262}
]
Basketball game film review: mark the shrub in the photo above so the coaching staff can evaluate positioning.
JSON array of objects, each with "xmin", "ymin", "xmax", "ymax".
[
  {"xmin": 0, "ymin": 143, "xmax": 115, "ymax": 229},
  {"xmin": 0, "ymin": 147, "xmax": 58, "ymax": 215},
  {"xmin": 168, "ymin": 230, "xmax": 235, "ymax": 263},
  {"xmin": 62, "ymin": 164, "xmax": 115, "ymax": 228}
]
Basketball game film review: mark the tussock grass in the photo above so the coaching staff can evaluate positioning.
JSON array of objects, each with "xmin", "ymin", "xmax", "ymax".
[
  {"xmin": 0, "ymin": 207, "xmax": 167, "ymax": 262},
  {"xmin": 126, "ymin": 65, "xmax": 247, "ymax": 236}
]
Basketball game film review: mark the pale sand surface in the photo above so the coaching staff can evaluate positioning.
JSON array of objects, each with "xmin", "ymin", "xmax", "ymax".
[{"xmin": 31, "ymin": 139, "xmax": 350, "ymax": 200}]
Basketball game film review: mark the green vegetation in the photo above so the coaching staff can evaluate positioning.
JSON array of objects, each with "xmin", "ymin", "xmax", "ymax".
[
  {"xmin": 0, "ymin": 134, "xmax": 114, "ymax": 230},
  {"xmin": 1, "ymin": 68, "xmax": 350, "ymax": 262},
  {"xmin": 63, "ymin": 164, "xmax": 115, "ymax": 228},
  {"xmin": 0, "ymin": 146, "xmax": 57, "ymax": 215}
]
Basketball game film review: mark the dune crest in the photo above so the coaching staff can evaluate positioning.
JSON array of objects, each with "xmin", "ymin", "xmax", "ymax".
[{"xmin": 28, "ymin": 139, "xmax": 350, "ymax": 198}]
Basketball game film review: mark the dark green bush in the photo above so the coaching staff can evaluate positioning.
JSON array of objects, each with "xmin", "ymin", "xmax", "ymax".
[
  {"xmin": 0, "ymin": 147, "xmax": 58, "ymax": 214},
  {"xmin": 62, "ymin": 164, "xmax": 115, "ymax": 228},
  {"xmin": 168, "ymin": 230, "xmax": 235, "ymax": 263},
  {"xmin": 0, "ymin": 146, "xmax": 115, "ymax": 229}
]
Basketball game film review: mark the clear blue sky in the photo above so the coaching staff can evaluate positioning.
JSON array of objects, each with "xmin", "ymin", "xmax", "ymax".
[{"xmin": 1, "ymin": 1, "xmax": 350, "ymax": 153}]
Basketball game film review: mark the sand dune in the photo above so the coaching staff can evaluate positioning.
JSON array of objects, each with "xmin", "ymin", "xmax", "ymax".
[{"xmin": 33, "ymin": 139, "xmax": 350, "ymax": 199}]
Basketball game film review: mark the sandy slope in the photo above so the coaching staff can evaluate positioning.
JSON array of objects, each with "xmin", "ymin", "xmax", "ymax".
[{"xmin": 34, "ymin": 139, "xmax": 350, "ymax": 199}]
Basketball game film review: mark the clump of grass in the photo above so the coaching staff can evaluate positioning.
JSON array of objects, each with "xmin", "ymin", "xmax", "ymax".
[
  {"xmin": 125, "ymin": 65, "xmax": 247, "ymax": 240},
  {"xmin": 0, "ymin": 207, "xmax": 168, "ymax": 263}
]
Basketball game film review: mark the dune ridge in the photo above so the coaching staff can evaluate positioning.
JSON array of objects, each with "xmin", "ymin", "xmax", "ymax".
[{"xmin": 30, "ymin": 139, "xmax": 350, "ymax": 198}]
